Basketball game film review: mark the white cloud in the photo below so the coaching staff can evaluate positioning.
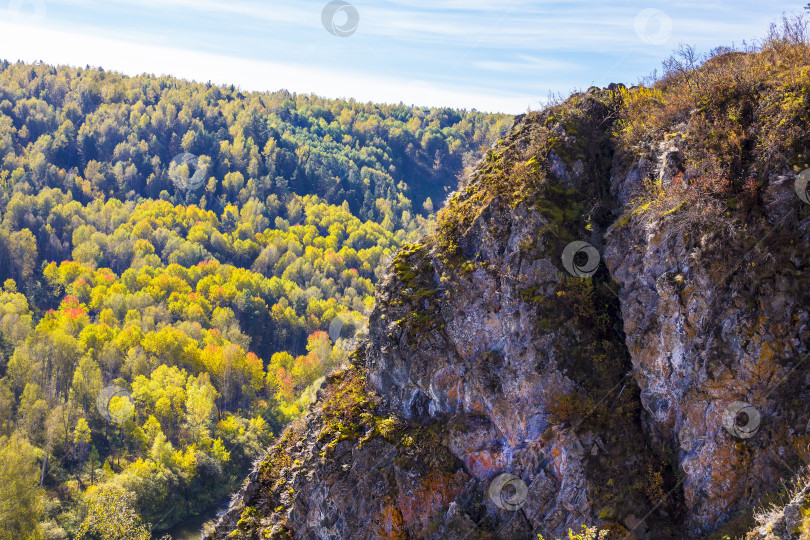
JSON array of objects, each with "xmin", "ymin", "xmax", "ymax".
[
  {"xmin": 1, "ymin": 0, "xmax": 800, "ymax": 115},
  {"xmin": 473, "ymin": 55, "xmax": 577, "ymax": 74},
  {"xmin": 41, "ymin": 0, "xmax": 320, "ymax": 28}
]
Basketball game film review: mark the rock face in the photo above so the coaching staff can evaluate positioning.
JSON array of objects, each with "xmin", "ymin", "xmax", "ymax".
[
  {"xmin": 207, "ymin": 82, "xmax": 810, "ymax": 540},
  {"xmin": 604, "ymin": 128, "xmax": 810, "ymax": 534},
  {"xmin": 205, "ymin": 366, "xmax": 478, "ymax": 539},
  {"xmin": 362, "ymin": 91, "xmax": 665, "ymax": 538}
]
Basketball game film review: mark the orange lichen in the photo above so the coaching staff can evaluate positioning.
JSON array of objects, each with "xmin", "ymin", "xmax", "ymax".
[
  {"xmin": 464, "ymin": 450, "xmax": 508, "ymax": 478},
  {"xmin": 375, "ymin": 503, "xmax": 407, "ymax": 540},
  {"xmin": 397, "ymin": 471, "xmax": 467, "ymax": 534}
]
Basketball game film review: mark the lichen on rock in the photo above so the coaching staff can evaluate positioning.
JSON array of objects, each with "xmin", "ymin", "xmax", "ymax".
[{"xmin": 207, "ymin": 38, "xmax": 810, "ymax": 540}]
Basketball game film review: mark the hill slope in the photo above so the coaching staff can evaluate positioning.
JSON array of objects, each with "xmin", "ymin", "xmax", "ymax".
[{"xmin": 0, "ymin": 63, "xmax": 510, "ymax": 537}]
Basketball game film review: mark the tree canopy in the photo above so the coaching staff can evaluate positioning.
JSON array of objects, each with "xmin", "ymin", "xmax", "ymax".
[{"xmin": 0, "ymin": 59, "xmax": 511, "ymax": 537}]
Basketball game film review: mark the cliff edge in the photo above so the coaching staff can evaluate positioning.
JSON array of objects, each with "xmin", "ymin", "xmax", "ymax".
[{"xmin": 206, "ymin": 39, "xmax": 810, "ymax": 539}]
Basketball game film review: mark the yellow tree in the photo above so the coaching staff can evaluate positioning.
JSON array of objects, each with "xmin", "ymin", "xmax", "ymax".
[
  {"xmin": 184, "ymin": 378, "xmax": 217, "ymax": 443},
  {"xmin": 74, "ymin": 485, "xmax": 153, "ymax": 540}
]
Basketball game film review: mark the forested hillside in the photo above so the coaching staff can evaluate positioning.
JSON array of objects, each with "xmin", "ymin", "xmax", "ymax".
[{"xmin": 0, "ymin": 60, "xmax": 511, "ymax": 539}]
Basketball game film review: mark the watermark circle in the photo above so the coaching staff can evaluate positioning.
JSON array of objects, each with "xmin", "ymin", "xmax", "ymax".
[
  {"xmin": 634, "ymin": 8, "xmax": 672, "ymax": 45},
  {"xmin": 795, "ymin": 168, "xmax": 810, "ymax": 205},
  {"xmin": 8, "ymin": 0, "xmax": 47, "ymax": 24},
  {"xmin": 561, "ymin": 241, "xmax": 601, "ymax": 278},
  {"xmin": 321, "ymin": 0, "xmax": 359, "ymax": 37},
  {"xmin": 488, "ymin": 473, "xmax": 528, "ymax": 511},
  {"xmin": 168, "ymin": 153, "xmax": 206, "ymax": 191},
  {"xmin": 96, "ymin": 385, "xmax": 135, "ymax": 424},
  {"xmin": 328, "ymin": 312, "xmax": 363, "ymax": 350},
  {"xmin": 722, "ymin": 401, "xmax": 760, "ymax": 439}
]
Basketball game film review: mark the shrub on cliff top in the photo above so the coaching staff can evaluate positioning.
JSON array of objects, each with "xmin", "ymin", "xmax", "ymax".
[{"xmin": 618, "ymin": 14, "xmax": 810, "ymax": 205}]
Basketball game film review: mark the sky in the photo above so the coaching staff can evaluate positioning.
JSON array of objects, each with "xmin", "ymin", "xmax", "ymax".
[{"xmin": 0, "ymin": 0, "xmax": 804, "ymax": 113}]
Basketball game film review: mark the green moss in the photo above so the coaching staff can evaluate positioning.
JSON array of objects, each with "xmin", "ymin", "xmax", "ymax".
[
  {"xmin": 615, "ymin": 212, "xmax": 632, "ymax": 228},
  {"xmin": 662, "ymin": 200, "xmax": 686, "ymax": 216},
  {"xmin": 390, "ymin": 242, "xmax": 441, "ymax": 340},
  {"xmin": 598, "ymin": 505, "xmax": 617, "ymax": 520},
  {"xmin": 237, "ymin": 506, "xmax": 259, "ymax": 531},
  {"xmin": 316, "ymin": 365, "xmax": 377, "ymax": 456}
]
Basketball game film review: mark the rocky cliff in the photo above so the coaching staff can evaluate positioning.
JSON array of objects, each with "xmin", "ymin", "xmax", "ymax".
[{"xmin": 205, "ymin": 41, "xmax": 810, "ymax": 540}]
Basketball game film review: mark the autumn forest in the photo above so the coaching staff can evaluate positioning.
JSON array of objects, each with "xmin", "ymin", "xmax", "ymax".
[{"xmin": 0, "ymin": 59, "xmax": 511, "ymax": 539}]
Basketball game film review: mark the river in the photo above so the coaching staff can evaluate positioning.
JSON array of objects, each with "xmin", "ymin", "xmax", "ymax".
[{"xmin": 155, "ymin": 499, "xmax": 230, "ymax": 540}]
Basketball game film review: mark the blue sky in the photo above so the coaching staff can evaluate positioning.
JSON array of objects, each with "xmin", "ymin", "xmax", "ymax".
[{"xmin": 0, "ymin": 0, "xmax": 804, "ymax": 113}]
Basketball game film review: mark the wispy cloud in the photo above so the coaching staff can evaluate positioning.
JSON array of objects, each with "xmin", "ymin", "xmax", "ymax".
[
  {"xmin": 0, "ymin": 20, "xmax": 537, "ymax": 112},
  {"xmin": 0, "ymin": 0, "xmax": 802, "ymax": 113},
  {"xmin": 472, "ymin": 55, "xmax": 576, "ymax": 74}
]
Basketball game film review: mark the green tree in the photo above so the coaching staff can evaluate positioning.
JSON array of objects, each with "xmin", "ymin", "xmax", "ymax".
[
  {"xmin": 71, "ymin": 357, "xmax": 103, "ymax": 415},
  {"xmin": 74, "ymin": 417, "xmax": 92, "ymax": 464},
  {"xmin": 8, "ymin": 229, "xmax": 37, "ymax": 285},
  {"xmin": 88, "ymin": 445, "xmax": 100, "ymax": 484},
  {"xmin": 0, "ymin": 433, "xmax": 43, "ymax": 540}
]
